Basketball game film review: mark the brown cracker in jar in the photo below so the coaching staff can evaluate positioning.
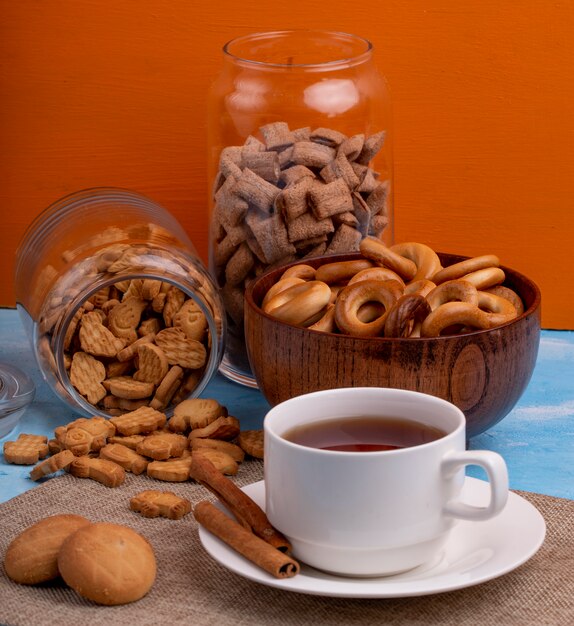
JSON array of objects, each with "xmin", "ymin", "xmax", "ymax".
[
  {"xmin": 63, "ymin": 307, "xmax": 85, "ymax": 351},
  {"xmin": 286, "ymin": 211, "xmax": 334, "ymax": 243},
  {"xmin": 309, "ymin": 177, "xmax": 353, "ymax": 220},
  {"xmin": 245, "ymin": 211, "xmax": 297, "ymax": 265},
  {"xmin": 275, "ymin": 176, "xmax": 313, "ymax": 222},
  {"xmin": 3, "ymin": 434, "xmax": 49, "ymax": 465},
  {"xmin": 99, "ymin": 443, "xmax": 149, "ymax": 475},
  {"xmin": 54, "ymin": 416, "xmax": 116, "ymax": 456},
  {"xmin": 260, "ymin": 121, "xmax": 295, "ymax": 151},
  {"xmin": 234, "ymin": 168, "xmax": 281, "ymax": 212},
  {"xmin": 291, "ymin": 141, "xmax": 335, "ymax": 169},
  {"xmin": 67, "ymin": 456, "xmax": 126, "ymax": 487},
  {"xmin": 105, "ymin": 358, "xmax": 134, "ymax": 379},
  {"xmin": 69, "ymin": 351, "xmax": 107, "ymax": 405},
  {"xmin": 241, "ymin": 150, "xmax": 281, "ymax": 184},
  {"xmin": 155, "ymin": 327, "xmax": 207, "ymax": 370},
  {"xmin": 130, "ymin": 490, "xmax": 192, "ymax": 520},
  {"xmin": 133, "ymin": 342, "xmax": 169, "ymax": 385},
  {"xmin": 356, "ymin": 130, "xmax": 387, "ymax": 165},
  {"xmin": 320, "ymin": 153, "xmax": 360, "ymax": 190},
  {"xmin": 310, "ymin": 127, "xmax": 348, "ymax": 148},
  {"xmin": 279, "ymin": 164, "xmax": 316, "ymax": 186},
  {"xmin": 170, "ymin": 397, "xmax": 225, "ymax": 432},
  {"xmin": 30, "ymin": 450, "xmax": 75, "ymax": 481},
  {"xmin": 365, "ymin": 180, "xmax": 390, "ymax": 216},
  {"xmin": 136, "ymin": 432, "xmax": 188, "ymax": 461},
  {"xmin": 109, "ymin": 406, "xmax": 167, "ymax": 436},
  {"xmin": 224, "ymin": 242, "xmax": 255, "ymax": 287},
  {"xmin": 325, "ymin": 223, "xmax": 363, "ymax": 254}
]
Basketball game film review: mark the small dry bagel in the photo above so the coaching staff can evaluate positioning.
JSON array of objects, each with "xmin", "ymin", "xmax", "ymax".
[
  {"xmin": 426, "ymin": 279, "xmax": 479, "ymax": 311},
  {"xmin": 315, "ymin": 259, "xmax": 373, "ymax": 285},
  {"xmin": 461, "ymin": 267, "xmax": 505, "ymax": 290},
  {"xmin": 263, "ymin": 280, "xmax": 332, "ymax": 326},
  {"xmin": 281, "ymin": 263, "xmax": 316, "ymax": 281},
  {"xmin": 404, "ymin": 279, "xmax": 436, "ymax": 298},
  {"xmin": 384, "ymin": 294, "xmax": 432, "ymax": 338},
  {"xmin": 261, "ymin": 277, "xmax": 305, "ymax": 310},
  {"xmin": 308, "ymin": 304, "xmax": 337, "ymax": 333},
  {"xmin": 359, "ymin": 237, "xmax": 417, "ymax": 281},
  {"xmin": 432, "ymin": 254, "xmax": 500, "ymax": 285},
  {"xmin": 348, "ymin": 267, "xmax": 405, "ymax": 287},
  {"xmin": 477, "ymin": 291, "xmax": 518, "ymax": 326},
  {"xmin": 420, "ymin": 302, "xmax": 491, "ymax": 337},
  {"xmin": 335, "ymin": 279, "xmax": 402, "ymax": 337},
  {"xmin": 390, "ymin": 242, "xmax": 442, "ymax": 281},
  {"xmin": 484, "ymin": 285, "xmax": 524, "ymax": 316}
]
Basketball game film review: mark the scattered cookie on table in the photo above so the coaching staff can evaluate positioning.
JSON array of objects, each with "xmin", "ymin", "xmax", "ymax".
[
  {"xmin": 3, "ymin": 434, "xmax": 49, "ymax": 465},
  {"xmin": 130, "ymin": 490, "xmax": 191, "ymax": 520}
]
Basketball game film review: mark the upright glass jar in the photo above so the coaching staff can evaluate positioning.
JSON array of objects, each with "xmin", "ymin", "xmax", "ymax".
[
  {"xmin": 207, "ymin": 30, "xmax": 393, "ymax": 386},
  {"xmin": 15, "ymin": 188, "xmax": 225, "ymax": 418}
]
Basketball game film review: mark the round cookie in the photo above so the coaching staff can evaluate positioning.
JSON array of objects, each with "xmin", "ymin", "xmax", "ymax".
[
  {"xmin": 58, "ymin": 522, "xmax": 156, "ymax": 605},
  {"xmin": 4, "ymin": 514, "xmax": 91, "ymax": 584}
]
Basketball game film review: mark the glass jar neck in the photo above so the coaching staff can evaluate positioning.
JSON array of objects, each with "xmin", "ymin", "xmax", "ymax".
[{"xmin": 223, "ymin": 30, "xmax": 373, "ymax": 72}]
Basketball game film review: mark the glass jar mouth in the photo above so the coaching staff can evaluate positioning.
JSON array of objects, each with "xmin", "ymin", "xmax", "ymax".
[{"xmin": 223, "ymin": 30, "xmax": 373, "ymax": 70}]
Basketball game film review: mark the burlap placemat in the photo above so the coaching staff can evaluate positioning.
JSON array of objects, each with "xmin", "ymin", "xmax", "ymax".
[{"xmin": 0, "ymin": 462, "xmax": 572, "ymax": 626}]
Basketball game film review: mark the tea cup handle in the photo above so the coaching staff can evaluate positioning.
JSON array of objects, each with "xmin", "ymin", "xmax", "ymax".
[{"xmin": 442, "ymin": 450, "xmax": 509, "ymax": 521}]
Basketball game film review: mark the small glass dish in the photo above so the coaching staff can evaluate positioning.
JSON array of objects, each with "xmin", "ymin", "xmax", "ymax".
[{"xmin": 0, "ymin": 363, "xmax": 36, "ymax": 438}]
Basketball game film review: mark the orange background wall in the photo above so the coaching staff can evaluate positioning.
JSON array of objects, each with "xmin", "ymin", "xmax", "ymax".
[{"xmin": 1, "ymin": 1, "xmax": 572, "ymax": 329}]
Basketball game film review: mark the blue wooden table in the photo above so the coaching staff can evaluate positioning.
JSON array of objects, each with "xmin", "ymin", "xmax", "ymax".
[{"xmin": 1, "ymin": 308, "xmax": 572, "ymax": 502}]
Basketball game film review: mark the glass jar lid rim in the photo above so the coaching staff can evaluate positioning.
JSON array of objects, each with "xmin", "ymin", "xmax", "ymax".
[{"xmin": 223, "ymin": 30, "xmax": 373, "ymax": 69}]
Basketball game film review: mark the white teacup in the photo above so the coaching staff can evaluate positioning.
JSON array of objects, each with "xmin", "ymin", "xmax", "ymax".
[{"xmin": 264, "ymin": 387, "xmax": 508, "ymax": 577}]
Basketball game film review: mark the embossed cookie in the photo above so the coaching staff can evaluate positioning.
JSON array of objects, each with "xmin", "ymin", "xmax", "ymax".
[
  {"xmin": 105, "ymin": 376, "xmax": 155, "ymax": 400},
  {"xmin": 188, "ymin": 416, "xmax": 241, "ymax": 441},
  {"xmin": 133, "ymin": 343, "xmax": 169, "ymax": 385},
  {"xmin": 79, "ymin": 311, "xmax": 125, "ymax": 358},
  {"xmin": 146, "ymin": 457, "xmax": 192, "ymax": 482},
  {"xmin": 191, "ymin": 448, "xmax": 238, "ymax": 475},
  {"xmin": 69, "ymin": 352, "xmax": 107, "ymax": 405},
  {"xmin": 135, "ymin": 432, "xmax": 188, "ymax": 461},
  {"xmin": 190, "ymin": 438, "xmax": 245, "ymax": 463},
  {"xmin": 4, "ymin": 434, "xmax": 49, "ymax": 465},
  {"xmin": 238, "ymin": 429, "xmax": 265, "ymax": 459},
  {"xmin": 4, "ymin": 514, "xmax": 91, "ymax": 584},
  {"xmin": 130, "ymin": 490, "xmax": 191, "ymax": 520},
  {"xmin": 169, "ymin": 397, "xmax": 225, "ymax": 432},
  {"xmin": 149, "ymin": 365, "xmax": 184, "ymax": 410},
  {"xmin": 155, "ymin": 327, "xmax": 207, "ymax": 370},
  {"xmin": 99, "ymin": 443, "xmax": 149, "ymax": 475},
  {"xmin": 173, "ymin": 298, "xmax": 208, "ymax": 341},
  {"xmin": 107, "ymin": 434, "xmax": 146, "ymax": 450},
  {"xmin": 67, "ymin": 456, "xmax": 126, "ymax": 487},
  {"xmin": 110, "ymin": 406, "xmax": 167, "ymax": 435},
  {"xmin": 30, "ymin": 450, "xmax": 75, "ymax": 481},
  {"xmin": 54, "ymin": 416, "xmax": 116, "ymax": 456}
]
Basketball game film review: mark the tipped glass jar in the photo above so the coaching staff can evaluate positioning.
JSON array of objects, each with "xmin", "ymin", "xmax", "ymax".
[
  {"xmin": 207, "ymin": 30, "xmax": 393, "ymax": 386},
  {"xmin": 15, "ymin": 188, "xmax": 225, "ymax": 418}
]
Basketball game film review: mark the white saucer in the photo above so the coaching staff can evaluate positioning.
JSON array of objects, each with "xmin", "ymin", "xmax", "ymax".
[{"xmin": 198, "ymin": 477, "xmax": 546, "ymax": 598}]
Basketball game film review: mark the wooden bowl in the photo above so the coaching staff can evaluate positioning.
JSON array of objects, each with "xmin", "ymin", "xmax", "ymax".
[{"xmin": 244, "ymin": 253, "xmax": 541, "ymax": 438}]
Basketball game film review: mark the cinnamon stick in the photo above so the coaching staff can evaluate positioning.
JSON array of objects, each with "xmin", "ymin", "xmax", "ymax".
[
  {"xmin": 194, "ymin": 501, "xmax": 300, "ymax": 579},
  {"xmin": 189, "ymin": 455, "xmax": 292, "ymax": 553}
]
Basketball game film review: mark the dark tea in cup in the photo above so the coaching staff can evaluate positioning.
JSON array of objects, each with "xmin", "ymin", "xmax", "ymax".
[{"xmin": 283, "ymin": 416, "xmax": 447, "ymax": 452}]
